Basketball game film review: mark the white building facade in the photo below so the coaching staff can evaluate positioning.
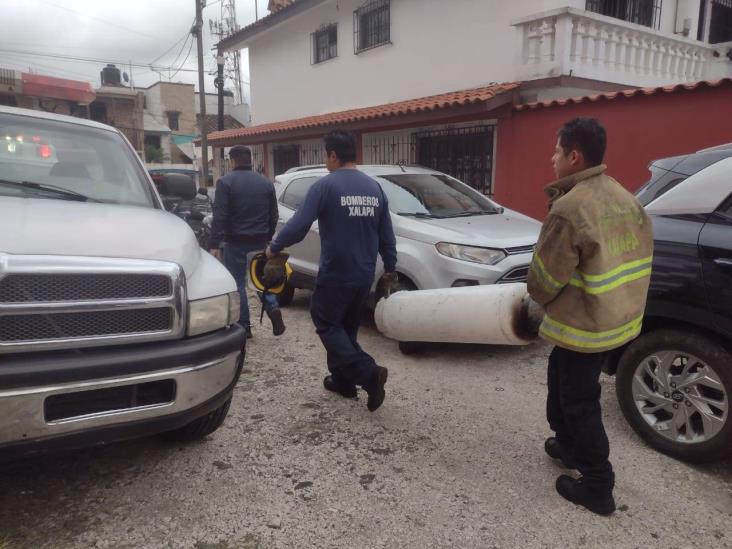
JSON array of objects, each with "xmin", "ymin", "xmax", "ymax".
[{"xmin": 211, "ymin": 0, "xmax": 732, "ymax": 187}]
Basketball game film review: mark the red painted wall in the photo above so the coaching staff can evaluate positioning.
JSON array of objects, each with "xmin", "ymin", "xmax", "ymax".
[{"xmin": 494, "ymin": 85, "xmax": 732, "ymax": 221}]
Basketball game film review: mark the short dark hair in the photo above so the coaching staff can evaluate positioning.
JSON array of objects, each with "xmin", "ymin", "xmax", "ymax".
[
  {"xmin": 229, "ymin": 145, "xmax": 252, "ymax": 166},
  {"xmin": 324, "ymin": 129, "xmax": 357, "ymax": 164},
  {"xmin": 558, "ymin": 118, "xmax": 607, "ymax": 167}
]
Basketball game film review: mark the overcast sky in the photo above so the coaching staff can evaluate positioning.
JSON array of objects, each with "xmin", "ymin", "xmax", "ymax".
[{"xmin": 1, "ymin": 0, "xmax": 268, "ymax": 103}]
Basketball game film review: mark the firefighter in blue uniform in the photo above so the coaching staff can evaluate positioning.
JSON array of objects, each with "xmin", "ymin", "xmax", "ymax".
[{"xmin": 267, "ymin": 129, "xmax": 398, "ymax": 411}]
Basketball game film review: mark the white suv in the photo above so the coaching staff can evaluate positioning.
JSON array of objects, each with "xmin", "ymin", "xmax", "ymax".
[{"xmin": 273, "ymin": 165, "xmax": 540, "ymax": 305}]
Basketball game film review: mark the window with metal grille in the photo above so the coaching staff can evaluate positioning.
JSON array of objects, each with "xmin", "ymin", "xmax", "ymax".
[
  {"xmin": 415, "ymin": 126, "xmax": 495, "ymax": 196},
  {"xmin": 586, "ymin": 0, "xmax": 662, "ymax": 30},
  {"xmin": 354, "ymin": 0, "xmax": 391, "ymax": 54},
  {"xmin": 707, "ymin": 0, "xmax": 732, "ymax": 43},
  {"xmin": 312, "ymin": 24, "xmax": 338, "ymax": 64},
  {"xmin": 166, "ymin": 111, "xmax": 180, "ymax": 131},
  {"xmin": 273, "ymin": 145, "xmax": 301, "ymax": 176}
]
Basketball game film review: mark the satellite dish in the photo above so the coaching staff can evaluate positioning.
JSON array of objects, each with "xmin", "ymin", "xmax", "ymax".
[{"xmin": 123, "ymin": 72, "xmax": 129, "ymax": 83}]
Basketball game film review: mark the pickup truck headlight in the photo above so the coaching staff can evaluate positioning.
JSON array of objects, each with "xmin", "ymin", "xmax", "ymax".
[
  {"xmin": 436, "ymin": 243, "xmax": 507, "ymax": 265},
  {"xmin": 187, "ymin": 292, "xmax": 240, "ymax": 337}
]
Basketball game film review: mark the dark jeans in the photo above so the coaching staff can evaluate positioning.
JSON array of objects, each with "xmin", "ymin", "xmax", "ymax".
[
  {"xmin": 547, "ymin": 346, "xmax": 615, "ymax": 493},
  {"xmin": 223, "ymin": 240, "xmax": 278, "ymax": 327},
  {"xmin": 310, "ymin": 284, "xmax": 377, "ymax": 388}
]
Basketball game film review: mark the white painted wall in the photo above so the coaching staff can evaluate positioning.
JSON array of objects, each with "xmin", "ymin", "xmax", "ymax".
[
  {"xmin": 195, "ymin": 93, "xmax": 234, "ymax": 115},
  {"xmin": 248, "ymin": 0, "xmax": 585, "ymax": 124},
  {"xmin": 195, "ymin": 92, "xmax": 251, "ymax": 125},
  {"xmin": 244, "ymin": 0, "xmax": 713, "ymax": 124},
  {"xmin": 144, "ymin": 85, "xmax": 163, "ymax": 118}
]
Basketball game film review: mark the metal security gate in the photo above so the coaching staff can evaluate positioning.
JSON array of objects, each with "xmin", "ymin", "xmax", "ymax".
[
  {"xmin": 415, "ymin": 126, "xmax": 494, "ymax": 195},
  {"xmin": 368, "ymin": 134, "xmax": 416, "ymax": 166},
  {"xmin": 300, "ymin": 142, "xmax": 326, "ymax": 166},
  {"xmin": 273, "ymin": 145, "xmax": 300, "ymax": 176}
]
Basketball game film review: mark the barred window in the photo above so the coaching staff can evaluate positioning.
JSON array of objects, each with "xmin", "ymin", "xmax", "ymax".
[
  {"xmin": 311, "ymin": 24, "xmax": 338, "ymax": 64},
  {"xmin": 354, "ymin": 0, "xmax": 391, "ymax": 54},
  {"xmin": 166, "ymin": 111, "xmax": 180, "ymax": 131},
  {"xmin": 586, "ymin": 0, "xmax": 663, "ymax": 30}
]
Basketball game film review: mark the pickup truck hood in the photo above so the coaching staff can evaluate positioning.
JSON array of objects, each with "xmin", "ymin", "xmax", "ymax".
[
  {"xmin": 395, "ymin": 209, "xmax": 541, "ymax": 249},
  {"xmin": 0, "ymin": 197, "xmax": 201, "ymax": 276}
]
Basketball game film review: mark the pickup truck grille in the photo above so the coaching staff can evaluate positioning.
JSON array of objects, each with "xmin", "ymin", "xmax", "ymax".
[
  {"xmin": 0, "ymin": 255, "xmax": 185, "ymax": 353},
  {"xmin": 0, "ymin": 273, "xmax": 172, "ymax": 303},
  {"xmin": 1, "ymin": 308, "xmax": 174, "ymax": 342}
]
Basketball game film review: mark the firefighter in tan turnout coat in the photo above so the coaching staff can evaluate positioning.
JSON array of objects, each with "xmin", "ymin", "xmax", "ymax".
[{"xmin": 528, "ymin": 118, "xmax": 653, "ymax": 516}]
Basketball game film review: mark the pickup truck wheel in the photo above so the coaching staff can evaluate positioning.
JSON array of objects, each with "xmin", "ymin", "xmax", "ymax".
[
  {"xmin": 163, "ymin": 397, "xmax": 232, "ymax": 442},
  {"xmin": 276, "ymin": 284, "xmax": 295, "ymax": 307},
  {"xmin": 616, "ymin": 329, "xmax": 732, "ymax": 462}
]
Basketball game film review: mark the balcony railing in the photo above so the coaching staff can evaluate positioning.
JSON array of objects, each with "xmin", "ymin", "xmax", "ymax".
[{"xmin": 512, "ymin": 7, "xmax": 732, "ymax": 87}]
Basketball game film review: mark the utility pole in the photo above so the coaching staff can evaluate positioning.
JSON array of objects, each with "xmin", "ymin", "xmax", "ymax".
[
  {"xmin": 210, "ymin": 0, "xmax": 244, "ymax": 105},
  {"xmin": 216, "ymin": 50, "xmax": 225, "ymax": 177},
  {"xmin": 195, "ymin": 0, "xmax": 210, "ymax": 187}
]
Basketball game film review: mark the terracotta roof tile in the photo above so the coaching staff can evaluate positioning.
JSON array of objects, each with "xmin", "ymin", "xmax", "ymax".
[
  {"xmin": 207, "ymin": 82, "xmax": 520, "ymax": 144},
  {"xmin": 515, "ymin": 78, "xmax": 732, "ymax": 111}
]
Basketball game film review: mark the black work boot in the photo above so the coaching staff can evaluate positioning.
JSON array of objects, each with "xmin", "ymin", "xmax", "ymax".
[
  {"xmin": 363, "ymin": 366, "xmax": 388, "ymax": 412},
  {"xmin": 545, "ymin": 437, "xmax": 578, "ymax": 469},
  {"xmin": 266, "ymin": 307, "xmax": 286, "ymax": 336},
  {"xmin": 556, "ymin": 475, "xmax": 616, "ymax": 516},
  {"xmin": 323, "ymin": 375, "xmax": 357, "ymax": 399}
]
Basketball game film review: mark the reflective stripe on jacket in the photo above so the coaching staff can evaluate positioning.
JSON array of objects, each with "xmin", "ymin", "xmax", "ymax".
[{"xmin": 527, "ymin": 165, "xmax": 654, "ymax": 353}]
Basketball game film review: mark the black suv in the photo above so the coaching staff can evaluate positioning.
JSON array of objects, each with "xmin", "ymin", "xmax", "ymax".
[{"xmin": 609, "ymin": 144, "xmax": 732, "ymax": 462}]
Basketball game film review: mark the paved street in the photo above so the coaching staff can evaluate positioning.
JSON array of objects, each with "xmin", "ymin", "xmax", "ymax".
[{"xmin": 1, "ymin": 290, "xmax": 731, "ymax": 549}]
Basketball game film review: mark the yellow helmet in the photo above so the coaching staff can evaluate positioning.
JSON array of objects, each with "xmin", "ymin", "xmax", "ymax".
[{"xmin": 248, "ymin": 252, "xmax": 293, "ymax": 295}]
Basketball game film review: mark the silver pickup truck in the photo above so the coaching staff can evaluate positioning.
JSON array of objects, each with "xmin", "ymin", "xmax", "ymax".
[{"xmin": 0, "ymin": 106, "xmax": 246, "ymax": 458}]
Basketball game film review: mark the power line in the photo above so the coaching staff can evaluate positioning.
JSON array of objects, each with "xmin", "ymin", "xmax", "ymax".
[
  {"xmin": 0, "ymin": 48, "xmax": 200, "ymax": 73},
  {"xmin": 167, "ymin": 40, "xmax": 196, "ymax": 80},
  {"xmin": 169, "ymin": 34, "xmax": 194, "ymax": 72},
  {"xmin": 36, "ymin": 0, "xmax": 161, "ymax": 41},
  {"xmin": 149, "ymin": 23, "xmax": 194, "ymax": 66}
]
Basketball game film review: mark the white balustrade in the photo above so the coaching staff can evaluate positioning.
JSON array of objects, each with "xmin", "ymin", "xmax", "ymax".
[{"xmin": 512, "ymin": 7, "xmax": 730, "ymax": 87}]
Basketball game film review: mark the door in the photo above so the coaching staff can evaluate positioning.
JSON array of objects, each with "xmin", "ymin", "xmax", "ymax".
[
  {"xmin": 698, "ymin": 195, "xmax": 732, "ymax": 337},
  {"xmin": 278, "ymin": 176, "xmax": 321, "ymax": 280}
]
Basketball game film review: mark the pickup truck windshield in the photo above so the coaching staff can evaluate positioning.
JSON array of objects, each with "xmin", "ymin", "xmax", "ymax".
[{"xmin": 0, "ymin": 112, "xmax": 155, "ymax": 207}]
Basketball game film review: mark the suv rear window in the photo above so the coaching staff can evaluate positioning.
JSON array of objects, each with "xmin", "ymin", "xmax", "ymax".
[
  {"xmin": 635, "ymin": 166, "xmax": 687, "ymax": 207},
  {"xmin": 637, "ymin": 148, "xmax": 732, "ymax": 207}
]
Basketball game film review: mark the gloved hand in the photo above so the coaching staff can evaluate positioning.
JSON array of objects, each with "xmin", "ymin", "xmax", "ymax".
[
  {"xmin": 263, "ymin": 252, "xmax": 290, "ymax": 289},
  {"xmin": 520, "ymin": 295, "xmax": 545, "ymax": 337},
  {"xmin": 381, "ymin": 272, "xmax": 400, "ymax": 298}
]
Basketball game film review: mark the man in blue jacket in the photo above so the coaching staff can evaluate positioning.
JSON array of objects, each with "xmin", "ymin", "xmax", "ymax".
[
  {"xmin": 209, "ymin": 145, "xmax": 284, "ymax": 339},
  {"xmin": 267, "ymin": 129, "xmax": 398, "ymax": 412}
]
